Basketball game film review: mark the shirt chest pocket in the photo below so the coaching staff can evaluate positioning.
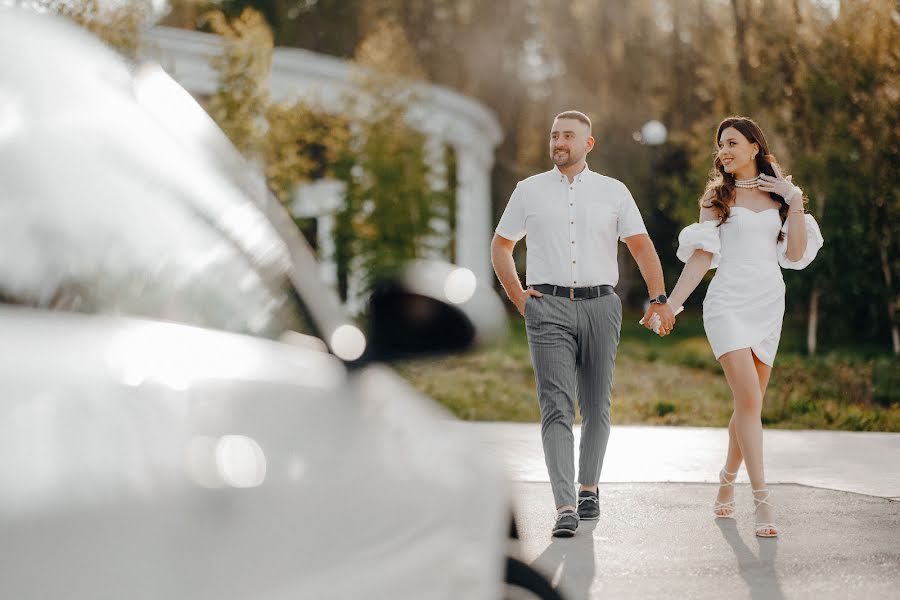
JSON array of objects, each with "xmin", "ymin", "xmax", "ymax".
[{"xmin": 586, "ymin": 201, "xmax": 617, "ymax": 235}]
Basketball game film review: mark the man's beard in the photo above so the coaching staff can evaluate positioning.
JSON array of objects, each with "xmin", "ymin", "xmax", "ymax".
[{"xmin": 552, "ymin": 149, "xmax": 581, "ymax": 167}]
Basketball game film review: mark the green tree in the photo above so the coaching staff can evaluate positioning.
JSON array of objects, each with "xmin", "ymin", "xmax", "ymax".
[
  {"xmin": 805, "ymin": 0, "xmax": 899, "ymax": 354},
  {"xmin": 739, "ymin": 0, "xmax": 900, "ymax": 354},
  {"xmin": 332, "ymin": 18, "xmax": 450, "ymax": 301},
  {"xmin": 184, "ymin": 0, "xmax": 899, "ymax": 352},
  {"xmin": 29, "ymin": 0, "xmax": 152, "ymax": 57},
  {"xmin": 264, "ymin": 100, "xmax": 351, "ymax": 204},
  {"xmin": 203, "ymin": 7, "xmax": 273, "ymax": 160},
  {"xmin": 216, "ymin": 0, "xmax": 365, "ymax": 55}
]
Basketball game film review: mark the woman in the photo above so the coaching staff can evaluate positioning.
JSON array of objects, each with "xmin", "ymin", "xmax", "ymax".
[{"xmin": 666, "ymin": 116, "xmax": 823, "ymax": 537}]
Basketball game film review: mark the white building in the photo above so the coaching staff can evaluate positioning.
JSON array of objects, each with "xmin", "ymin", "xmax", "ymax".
[{"xmin": 141, "ymin": 27, "xmax": 503, "ymax": 292}]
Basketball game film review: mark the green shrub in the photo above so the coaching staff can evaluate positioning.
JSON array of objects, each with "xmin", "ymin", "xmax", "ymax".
[
  {"xmin": 654, "ymin": 402, "xmax": 676, "ymax": 417},
  {"xmin": 399, "ymin": 313, "xmax": 900, "ymax": 432}
]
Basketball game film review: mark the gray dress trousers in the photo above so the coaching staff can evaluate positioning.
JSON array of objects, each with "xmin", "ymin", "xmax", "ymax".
[{"xmin": 524, "ymin": 292, "xmax": 622, "ymax": 508}]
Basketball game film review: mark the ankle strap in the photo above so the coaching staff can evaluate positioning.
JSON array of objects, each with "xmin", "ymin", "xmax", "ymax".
[
  {"xmin": 752, "ymin": 488, "xmax": 772, "ymax": 508},
  {"xmin": 720, "ymin": 469, "xmax": 738, "ymax": 486}
]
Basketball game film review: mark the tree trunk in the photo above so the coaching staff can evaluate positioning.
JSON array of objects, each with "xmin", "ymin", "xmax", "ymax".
[
  {"xmin": 806, "ymin": 189, "xmax": 825, "ymax": 355},
  {"xmin": 730, "ymin": 0, "xmax": 751, "ymax": 85},
  {"xmin": 878, "ymin": 236, "xmax": 900, "ymax": 355},
  {"xmin": 807, "ymin": 287, "xmax": 819, "ymax": 355},
  {"xmin": 791, "ymin": 0, "xmax": 803, "ymax": 24}
]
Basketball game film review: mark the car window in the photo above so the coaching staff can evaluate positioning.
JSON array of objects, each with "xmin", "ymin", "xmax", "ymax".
[
  {"xmin": 0, "ymin": 177, "xmax": 316, "ymax": 341},
  {"xmin": 0, "ymin": 64, "xmax": 318, "ymax": 342}
]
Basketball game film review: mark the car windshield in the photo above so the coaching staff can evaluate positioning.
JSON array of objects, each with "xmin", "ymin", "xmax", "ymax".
[
  {"xmin": 0, "ymin": 21, "xmax": 317, "ymax": 341},
  {"xmin": 0, "ymin": 181, "xmax": 314, "ymax": 341}
]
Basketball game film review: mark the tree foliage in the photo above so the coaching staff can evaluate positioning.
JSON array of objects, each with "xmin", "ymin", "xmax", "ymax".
[
  {"xmin": 263, "ymin": 101, "xmax": 351, "ymax": 203},
  {"xmin": 203, "ymin": 7, "xmax": 273, "ymax": 160},
  {"xmin": 62, "ymin": 0, "xmax": 898, "ymax": 352},
  {"xmin": 200, "ymin": 11, "xmax": 448, "ymax": 302},
  {"xmin": 26, "ymin": 0, "xmax": 153, "ymax": 57},
  {"xmin": 332, "ymin": 18, "xmax": 449, "ymax": 301}
]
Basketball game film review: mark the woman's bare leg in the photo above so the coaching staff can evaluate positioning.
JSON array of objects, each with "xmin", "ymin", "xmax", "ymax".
[
  {"xmin": 724, "ymin": 350, "xmax": 773, "ymax": 466},
  {"xmin": 714, "ymin": 355, "xmax": 767, "ymax": 514},
  {"xmin": 719, "ymin": 349, "xmax": 776, "ymax": 533}
]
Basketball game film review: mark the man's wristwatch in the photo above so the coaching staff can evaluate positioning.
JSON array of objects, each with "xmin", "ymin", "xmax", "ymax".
[{"xmin": 649, "ymin": 294, "xmax": 668, "ymax": 305}]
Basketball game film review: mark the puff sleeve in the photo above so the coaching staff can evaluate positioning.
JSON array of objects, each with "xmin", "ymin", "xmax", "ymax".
[
  {"xmin": 677, "ymin": 221, "xmax": 722, "ymax": 269},
  {"xmin": 777, "ymin": 214, "xmax": 823, "ymax": 270}
]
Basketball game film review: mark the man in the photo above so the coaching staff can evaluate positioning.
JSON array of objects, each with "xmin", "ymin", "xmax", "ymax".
[{"xmin": 491, "ymin": 110, "xmax": 675, "ymax": 537}]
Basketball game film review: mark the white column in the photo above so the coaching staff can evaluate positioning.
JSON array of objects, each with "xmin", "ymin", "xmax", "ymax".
[
  {"xmin": 454, "ymin": 146, "xmax": 494, "ymax": 284},
  {"xmin": 290, "ymin": 179, "xmax": 345, "ymax": 295},
  {"xmin": 423, "ymin": 136, "xmax": 450, "ymax": 260},
  {"xmin": 317, "ymin": 213, "xmax": 338, "ymax": 288},
  {"xmin": 344, "ymin": 254, "xmax": 367, "ymax": 317}
]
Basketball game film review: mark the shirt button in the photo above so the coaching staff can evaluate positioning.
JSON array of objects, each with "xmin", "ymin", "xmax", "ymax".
[
  {"xmin": 571, "ymin": 240, "xmax": 575, "ymax": 244},
  {"xmin": 570, "ymin": 186, "xmax": 573, "ymax": 190},
  {"xmin": 570, "ymin": 203, "xmax": 573, "ymax": 207},
  {"xmin": 570, "ymin": 221, "xmax": 574, "ymax": 224},
  {"xmin": 572, "ymin": 260, "xmax": 576, "ymax": 264}
]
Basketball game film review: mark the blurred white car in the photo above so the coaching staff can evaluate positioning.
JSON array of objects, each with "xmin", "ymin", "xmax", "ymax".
[{"xmin": 0, "ymin": 10, "xmax": 551, "ymax": 600}]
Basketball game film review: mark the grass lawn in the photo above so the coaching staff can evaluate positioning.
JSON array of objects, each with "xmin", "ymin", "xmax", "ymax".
[{"xmin": 395, "ymin": 310, "xmax": 900, "ymax": 432}]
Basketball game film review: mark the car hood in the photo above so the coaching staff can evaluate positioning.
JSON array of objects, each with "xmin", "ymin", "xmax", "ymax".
[
  {"xmin": 0, "ymin": 305, "xmax": 346, "ymax": 514},
  {"xmin": 0, "ymin": 306, "xmax": 509, "ymax": 599}
]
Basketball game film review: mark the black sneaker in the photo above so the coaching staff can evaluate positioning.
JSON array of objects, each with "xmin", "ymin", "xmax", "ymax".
[
  {"xmin": 552, "ymin": 510, "xmax": 579, "ymax": 537},
  {"xmin": 577, "ymin": 489, "xmax": 600, "ymax": 520}
]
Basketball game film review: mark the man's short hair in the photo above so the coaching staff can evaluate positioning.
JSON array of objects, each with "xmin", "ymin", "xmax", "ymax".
[{"xmin": 555, "ymin": 110, "xmax": 591, "ymax": 133}]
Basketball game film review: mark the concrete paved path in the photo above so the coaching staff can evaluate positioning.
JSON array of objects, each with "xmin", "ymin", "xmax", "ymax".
[
  {"xmin": 453, "ymin": 423, "xmax": 900, "ymax": 600},
  {"xmin": 512, "ymin": 482, "xmax": 899, "ymax": 600},
  {"xmin": 455, "ymin": 423, "xmax": 900, "ymax": 498}
]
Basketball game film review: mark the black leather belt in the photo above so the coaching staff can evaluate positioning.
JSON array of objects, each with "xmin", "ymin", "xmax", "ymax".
[{"xmin": 531, "ymin": 284, "xmax": 614, "ymax": 301}]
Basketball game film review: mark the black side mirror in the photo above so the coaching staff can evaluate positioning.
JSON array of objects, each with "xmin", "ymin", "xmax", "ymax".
[{"xmin": 358, "ymin": 261, "xmax": 506, "ymax": 364}]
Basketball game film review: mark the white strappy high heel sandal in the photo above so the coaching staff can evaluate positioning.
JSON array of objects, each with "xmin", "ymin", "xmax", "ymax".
[
  {"xmin": 714, "ymin": 469, "xmax": 737, "ymax": 518},
  {"xmin": 752, "ymin": 488, "xmax": 779, "ymax": 537}
]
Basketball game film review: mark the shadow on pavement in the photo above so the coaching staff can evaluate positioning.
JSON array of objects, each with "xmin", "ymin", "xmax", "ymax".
[
  {"xmin": 531, "ymin": 520, "xmax": 598, "ymax": 600},
  {"xmin": 716, "ymin": 519, "xmax": 784, "ymax": 600}
]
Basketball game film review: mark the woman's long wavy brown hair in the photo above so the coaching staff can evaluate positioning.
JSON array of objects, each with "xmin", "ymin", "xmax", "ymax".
[{"xmin": 701, "ymin": 116, "xmax": 800, "ymax": 242}]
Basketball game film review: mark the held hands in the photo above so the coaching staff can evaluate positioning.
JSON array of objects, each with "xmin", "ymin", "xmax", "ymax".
[
  {"xmin": 641, "ymin": 303, "xmax": 676, "ymax": 336},
  {"xmin": 514, "ymin": 287, "xmax": 543, "ymax": 316},
  {"xmin": 758, "ymin": 165, "xmax": 802, "ymax": 206},
  {"xmin": 641, "ymin": 305, "xmax": 684, "ymax": 335}
]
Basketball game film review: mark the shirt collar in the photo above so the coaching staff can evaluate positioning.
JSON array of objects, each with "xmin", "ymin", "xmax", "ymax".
[{"xmin": 552, "ymin": 163, "xmax": 591, "ymax": 183}]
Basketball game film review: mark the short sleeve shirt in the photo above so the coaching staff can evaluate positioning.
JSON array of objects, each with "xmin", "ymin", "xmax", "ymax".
[{"xmin": 495, "ymin": 164, "xmax": 647, "ymax": 287}]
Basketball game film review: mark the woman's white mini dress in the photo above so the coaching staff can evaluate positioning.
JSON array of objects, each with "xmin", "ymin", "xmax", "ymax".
[{"xmin": 677, "ymin": 207, "xmax": 823, "ymax": 366}]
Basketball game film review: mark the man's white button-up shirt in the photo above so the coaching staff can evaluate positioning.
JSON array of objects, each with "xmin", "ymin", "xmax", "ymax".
[{"xmin": 495, "ymin": 164, "xmax": 647, "ymax": 287}]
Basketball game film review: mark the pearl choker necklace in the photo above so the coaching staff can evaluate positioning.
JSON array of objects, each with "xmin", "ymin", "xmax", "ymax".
[{"xmin": 734, "ymin": 176, "xmax": 760, "ymax": 189}]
